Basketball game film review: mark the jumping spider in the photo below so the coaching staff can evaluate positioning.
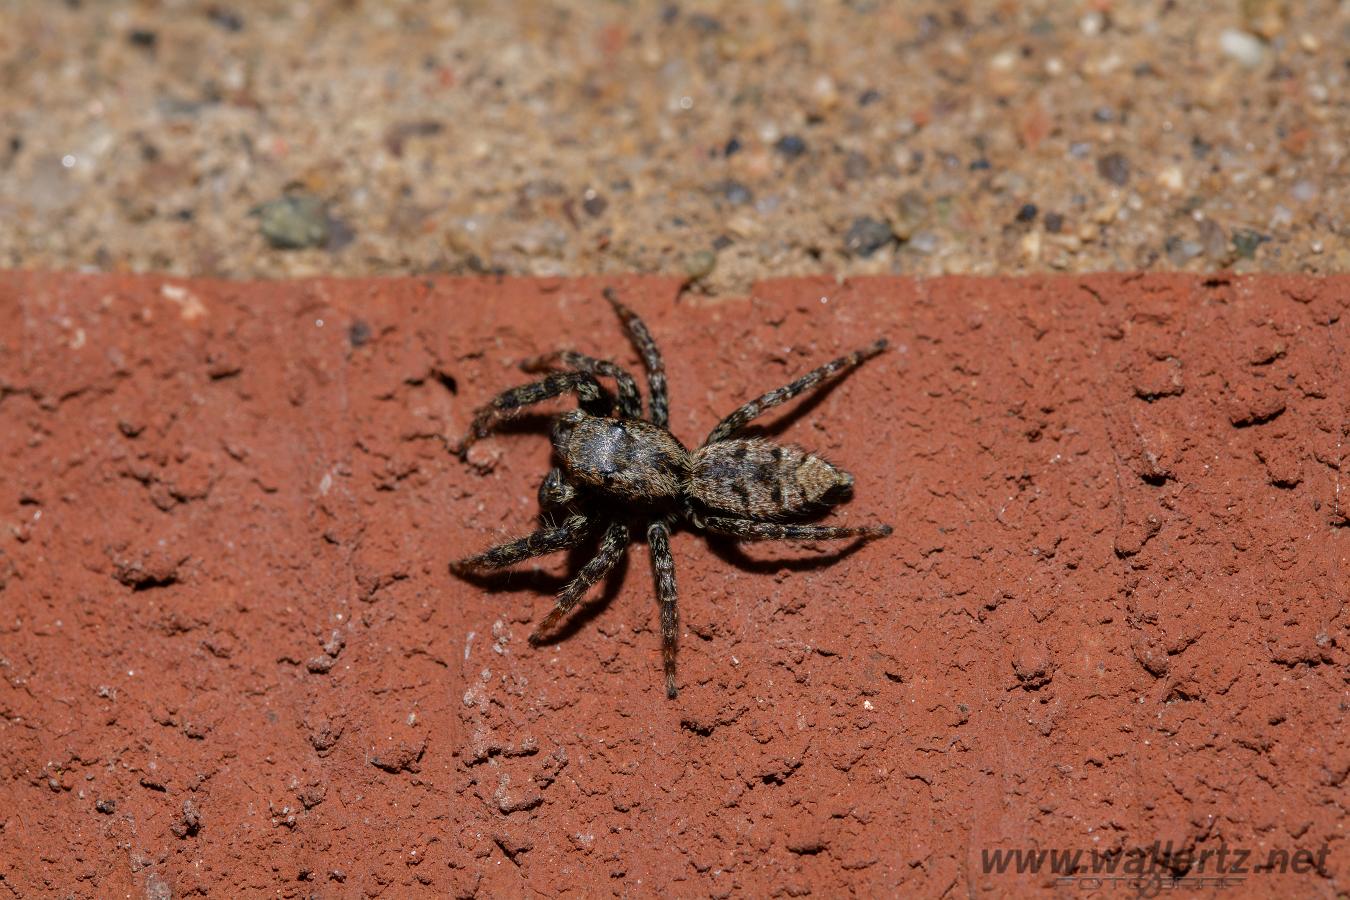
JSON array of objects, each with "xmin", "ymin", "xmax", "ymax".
[{"xmin": 452, "ymin": 289, "xmax": 891, "ymax": 698}]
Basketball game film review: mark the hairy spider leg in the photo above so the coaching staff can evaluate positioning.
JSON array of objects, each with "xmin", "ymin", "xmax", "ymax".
[
  {"xmin": 647, "ymin": 519, "xmax": 680, "ymax": 698},
  {"xmin": 451, "ymin": 514, "xmax": 592, "ymax": 572},
  {"xmin": 704, "ymin": 339, "xmax": 888, "ymax": 445},
  {"xmin": 604, "ymin": 288, "xmax": 669, "ymax": 427},
  {"xmin": 521, "ymin": 350, "xmax": 643, "ymax": 419},
  {"xmin": 455, "ymin": 371, "xmax": 606, "ymax": 456},
  {"xmin": 696, "ymin": 515, "xmax": 892, "ymax": 542},
  {"xmin": 531, "ymin": 521, "xmax": 631, "ymax": 642}
]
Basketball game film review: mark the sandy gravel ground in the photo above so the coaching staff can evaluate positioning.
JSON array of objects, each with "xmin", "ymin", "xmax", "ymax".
[{"xmin": 1, "ymin": 1, "xmax": 1346, "ymax": 291}]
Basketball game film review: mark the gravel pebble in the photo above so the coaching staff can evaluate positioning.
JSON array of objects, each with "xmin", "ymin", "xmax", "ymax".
[
  {"xmin": 255, "ymin": 195, "xmax": 330, "ymax": 251},
  {"xmin": 1232, "ymin": 228, "xmax": 1268, "ymax": 259},
  {"xmin": 774, "ymin": 135, "xmax": 807, "ymax": 159},
  {"xmin": 720, "ymin": 181, "xmax": 753, "ymax": 206},
  {"xmin": 843, "ymin": 217, "xmax": 896, "ymax": 258},
  {"xmin": 1096, "ymin": 153, "xmax": 1131, "ymax": 186},
  {"xmin": 1219, "ymin": 28, "xmax": 1266, "ymax": 68},
  {"xmin": 682, "ymin": 249, "xmax": 717, "ymax": 280}
]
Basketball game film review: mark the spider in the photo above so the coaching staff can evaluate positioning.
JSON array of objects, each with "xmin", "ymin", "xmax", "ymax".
[{"xmin": 451, "ymin": 289, "xmax": 891, "ymax": 698}]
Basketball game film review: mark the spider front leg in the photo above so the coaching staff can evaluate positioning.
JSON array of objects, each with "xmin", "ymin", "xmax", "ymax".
[
  {"xmin": 705, "ymin": 339, "xmax": 888, "ymax": 445},
  {"xmin": 454, "ymin": 371, "xmax": 606, "ymax": 456},
  {"xmin": 530, "ymin": 521, "xmax": 631, "ymax": 641},
  {"xmin": 647, "ymin": 519, "xmax": 680, "ymax": 698},
  {"xmin": 521, "ymin": 350, "xmax": 643, "ymax": 419},
  {"xmin": 695, "ymin": 515, "xmax": 892, "ymax": 542},
  {"xmin": 451, "ymin": 514, "xmax": 591, "ymax": 573},
  {"xmin": 604, "ymin": 288, "xmax": 669, "ymax": 427}
]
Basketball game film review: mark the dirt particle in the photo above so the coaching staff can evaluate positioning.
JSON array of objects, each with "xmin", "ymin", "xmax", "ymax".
[
  {"xmin": 492, "ymin": 831, "xmax": 534, "ymax": 864},
  {"xmin": 1133, "ymin": 638, "xmax": 1171, "ymax": 677},
  {"xmin": 494, "ymin": 774, "xmax": 544, "ymax": 814},
  {"xmin": 774, "ymin": 135, "xmax": 807, "ymax": 159},
  {"xmin": 1097, "ymin": 152, "xmax": 1131, "ymax": 186},
  {"xmin": 206, "ymin": 6, "xmax": 244, "ymax": 31},
  {"xmin": 348, "ymin": 319, "xmax": 372, "ymax": 348},
  {"xmin": 170, "ymin": 798, "xmax": 202, "ymax": 838},
  {"xmin": 581, "ymin": 189, "xmax": 608, "ymax": 217},
  {"xmin": 785, "ymin": 828, "xmax": 828, "ymax": 854},
  {"xmin": 1232, "ymin": 228, "xmax": 1270, "ymax": 259},
  {"xmin": 1011, "ymin": 649, "xmax": 1054, "ymax": 690},
  {"xmin": 144, "ymin": 872, "xmax": 172, "ymax": 900},
  {"xmin": 718, "ymin": 180, "xmax": 753, "ymax": 206},
  {"xmin": 370, "ymin": 735, "xmax": 427, "ymax": 774},
  {"xmin": 308, "ymin": 718, "xmax": 344, "ymax": 755}
]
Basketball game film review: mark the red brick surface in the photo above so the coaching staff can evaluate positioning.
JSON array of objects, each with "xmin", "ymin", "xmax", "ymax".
[{"xmin": 0, "ymin": 272, "xmax": 1346, "ymax": 896}]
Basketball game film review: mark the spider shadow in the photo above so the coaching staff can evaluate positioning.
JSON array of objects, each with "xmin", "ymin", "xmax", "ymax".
[
  {"xmin": 699, "ymin": 529, "xmax": 875, "ymax": 574},
  {"xmin": 451, "ymin": 525, "xmax": 632, "ymax": 642},
  {"xmin": 491, "ymin": 412, "xmax": 562, "ymax": 441},
  {"xmin": 718, "ymin": 369, "xmax": 852, "ymax": 445},
  {"xmin": 542, "ymin": 546, "xmax": 631, "ymax": 644}
]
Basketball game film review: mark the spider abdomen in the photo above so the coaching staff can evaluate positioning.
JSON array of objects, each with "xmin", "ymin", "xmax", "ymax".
[
  {"xmin": 553, "ymin": 410, "xmax": 690, "ymax": 502},
  {"xmin": 689, "ymin": 438, "xmax": 854, "ymax": 519}
]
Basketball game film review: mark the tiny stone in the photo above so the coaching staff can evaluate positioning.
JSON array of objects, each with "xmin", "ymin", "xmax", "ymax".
[
  {"xmin": 348, "ymin": 319, "xmax": 372, "ymax": 348},
  {"xmin": 969, "ymin": 158, "xmax": 991, "ymax": 171},
  {"xmin": 256, "ymin": 194, "xmax": 330, "ymax": 250},
  {"xmin": 1197, "ymin": 217, "xmax": 1228, "ymax": 260},
  {"xmin": 306, "ymin": 654, "xmax": 336, "ymax": 674},
  {"xmin": 682, "ymin": 249, "xmax": 716, "ymax": 280},
  {"xmin": 1219, "ymin": 28, "xmax": 1266, "ymax": 68},
  {"xmin": 1015, "ymin": 203, "xmax": 1038, "ymax": 223},
  {"xmin": 858, "ymin": 88, "xmax": 881, "ymax": 106},
  {"xmin": 1044, "ymin": 212, "xmax": 1064, "ymax": 233},
  {"xmin": 1243, "ymin": 0, "xmax": 1288, "ymax": 38},
  {"xmin": 128, "ymin": 29, "xmax": 158, "ymax": 49},
  {"xmin": 908, "ymin": 230, "xmax": 940, "ymax": 255},
  {"xmin": 207, "ymin": 6, "xmax": 244, "ymax": 31},
  {"xmin": 774, "ymin": 135, "xmax": 807, "ymax": 159},
  {"xmin": 843, "ymin": 216, "xmax": 896, "ymax": 258},
  {"xmin": 842, "ymin": 151, "xmax": 869, "ymax": 180},
  {"xmin": 1232, "ymin": 228, "xmax": 1268, "ymax": 259},
  {"xmin": 687, "ymin": 13, "xmax": 723, "ymax": 34},
  {"xmin": 1290, "ymin": 180, "xmax": 1317, "ymax": 203},
  {"xmin": 724, "ymin": 137, "xmax": 741, "ymax": 156},
  {"xmin": 95, "ymin": 799, "xmax": 117, "ymax": 814},
  {"xmin": 1164, "ymin": 235, "xmax": 1203, "ymax": 266},
  {"xmin": 581, "ymin": 191, "xmax": 607, "ymax": 217},
  {"xmin": 1096, "ymin": 153, "xmax": 1130, "ymax": 186},
  {"xmin": 720, "ymin": 181, "xmax": 753, "ymax": 206},
  {"xmin": 894, "ymin": 190, "xmax": 927, "ymax": 239}
]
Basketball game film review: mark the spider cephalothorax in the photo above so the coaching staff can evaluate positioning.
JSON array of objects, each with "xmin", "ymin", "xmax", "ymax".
[{"xmin": 452, "ymin": 290, "xmax": 891, "ymax": 698}]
